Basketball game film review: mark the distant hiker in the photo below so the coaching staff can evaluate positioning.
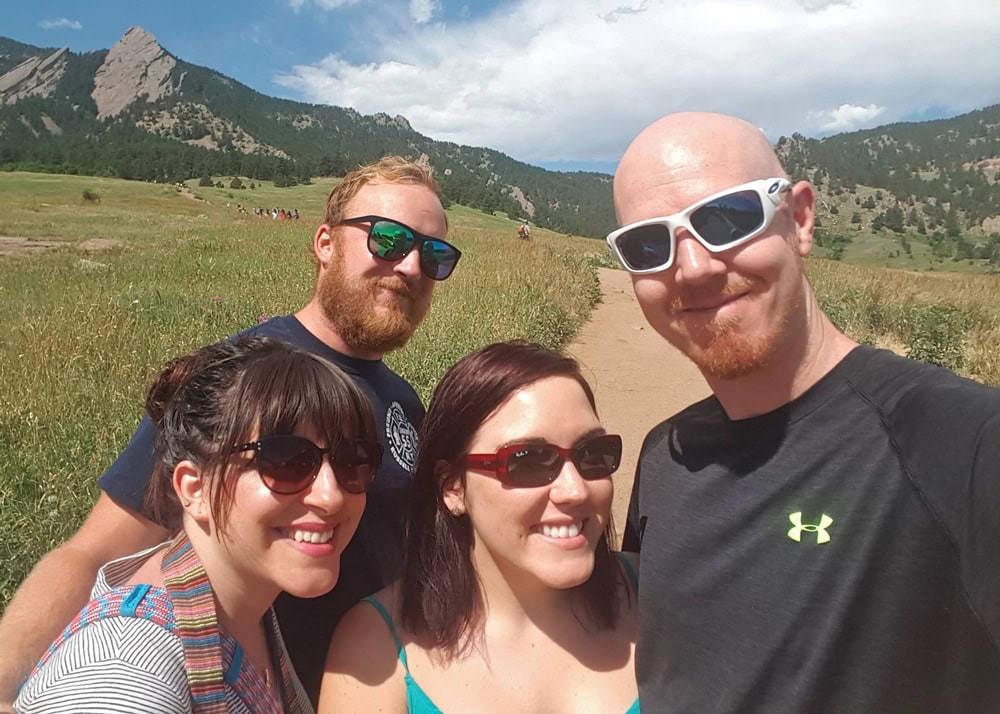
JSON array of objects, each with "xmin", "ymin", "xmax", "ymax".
[
  {"xmin": 0, "ymin": 157, "xmax": 464, "ymax": 709},
  {"xmin": 518, "ymin": 220, "xmax": 531, "ymax": 240},
  {"xmin": 609, "ymin": 111, "xmax": 1000, "ymax": 712},
  {"xmin": 15, "ymin": 337, "xmax": 377, "ymax": 712}
]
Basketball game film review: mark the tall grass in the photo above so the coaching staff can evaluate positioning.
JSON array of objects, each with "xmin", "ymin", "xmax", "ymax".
[
  {"xmin": 806, "ymin": 259, "xmax": 1000, "ymax": 383},
  {"xmin": 0, "ymin": 172, "xmax": 604, "ymax": 608}
]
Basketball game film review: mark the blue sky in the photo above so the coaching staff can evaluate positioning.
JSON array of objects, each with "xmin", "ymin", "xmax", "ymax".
[{"xmin": 3, "ymin": 0, "xmax": 1000, "ymax": 174}]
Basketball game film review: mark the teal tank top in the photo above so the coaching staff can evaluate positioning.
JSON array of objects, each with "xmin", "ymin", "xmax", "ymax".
[{"xmin": 363, "ymin": 553, "xmax": 640, "ymax": 714}]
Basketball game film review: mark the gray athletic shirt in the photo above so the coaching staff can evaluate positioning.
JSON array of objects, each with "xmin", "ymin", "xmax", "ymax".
[{"xmin": 624, "ymin": 346, "xmax": 1000, "ymax": 712}]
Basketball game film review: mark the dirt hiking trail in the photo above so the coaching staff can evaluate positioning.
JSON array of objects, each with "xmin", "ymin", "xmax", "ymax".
[{"xmin": 564, "ymin": 268, "xmax": 711, "ymax": 541}]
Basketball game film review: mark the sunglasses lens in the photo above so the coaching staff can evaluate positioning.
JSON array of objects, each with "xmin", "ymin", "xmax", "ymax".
[
  {"xmin": 369, "ymin": 221, "xmax": 414, "ymax": 259},
  {"xmin": 690, "ymin": 190, "xmax": 764, "ymax": 246},
  {"xmin": 506, "ymin": 445, "xmax": 562, "ymax": 487},
  {"xmin": 420, "ymin": 240, "xmax": 460, "ymax": 280},
  {"xmin": 573, "ymin": 435, "xmax": 622, "ymax": 479},
  {"xmin": 254, "ymin": 435, "xmax": 321, "ymax": 494},
  {"xmin": 331, "ymin": 440, "xmax": 382, "ymax": 494},
  {"xmin": 617, "ymin": 224, "xmax": 673, "ymax": 271}
]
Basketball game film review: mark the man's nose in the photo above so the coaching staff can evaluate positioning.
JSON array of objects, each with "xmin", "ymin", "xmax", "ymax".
[
  {"xmin": 394, "ymin": 245, "xmax": 423, "ymax": 279},
  {"xmin": 672, "ymin": 230, "xmax": 727, "ymax": 285}
]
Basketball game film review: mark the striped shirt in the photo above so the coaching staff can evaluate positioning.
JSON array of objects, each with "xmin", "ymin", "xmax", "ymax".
[{"xmin": 14, "ymin": 542, "xmax": 313, "ymax": 713}]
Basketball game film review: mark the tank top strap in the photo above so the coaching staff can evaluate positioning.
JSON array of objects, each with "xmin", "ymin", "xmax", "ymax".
[
  {"xmin": 615, "ymin": 552, "xmax": 639, "ymax": 593},
  {"xmin": 361, "ymin": 596, "xmax": 411, "ymax": 671}
]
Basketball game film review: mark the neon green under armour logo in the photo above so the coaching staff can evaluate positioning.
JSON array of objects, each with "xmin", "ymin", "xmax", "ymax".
[{"xmin": 787, "ymin": 512, "xmax": 833, "ymax": 544}]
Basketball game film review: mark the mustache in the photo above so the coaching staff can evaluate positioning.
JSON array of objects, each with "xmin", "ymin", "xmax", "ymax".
[
  {"xmin": 670, "ymin": 278, "xmax": 758, "ymax": 313},
  {"xmin": 370, "ymin": 276, "xmax": 417, "ymax": 299}
]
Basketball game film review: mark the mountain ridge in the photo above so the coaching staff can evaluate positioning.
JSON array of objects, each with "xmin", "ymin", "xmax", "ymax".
[
  {"xmin": 1, "ymin": 27, "xmax": 998, "ymax": 253},
  {"xmin": 0, "ymin": 27, "xmax": 614, "ymax": 236}
]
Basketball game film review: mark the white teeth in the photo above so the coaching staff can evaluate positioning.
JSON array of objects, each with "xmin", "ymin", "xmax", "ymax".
[
  {"xmin": 541, "ymin": 522, "xmax": 582, "ymax": 539},
  {"xmin": 290, "ymin": 529, "xmax": 334, "ymax": 544}
]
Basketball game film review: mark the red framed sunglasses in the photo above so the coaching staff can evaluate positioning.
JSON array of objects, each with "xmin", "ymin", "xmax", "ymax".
[{"xmin": 464, "ymin": 433, "xmax": 622, "ymax": 488}]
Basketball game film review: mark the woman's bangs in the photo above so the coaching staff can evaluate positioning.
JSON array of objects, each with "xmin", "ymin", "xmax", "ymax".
[{"xmin": 239, "ymin": 351, "xmax": 374, "ymax": 445}]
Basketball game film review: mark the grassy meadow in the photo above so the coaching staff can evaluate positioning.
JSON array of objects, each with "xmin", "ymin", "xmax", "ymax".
[
  {"xmin": 0, "ymin": 172, "xmax": 604, "ymax": 608},
  {"xmin": 2, "ymin": 170, "xmax": 1000, "ymax": 611}
]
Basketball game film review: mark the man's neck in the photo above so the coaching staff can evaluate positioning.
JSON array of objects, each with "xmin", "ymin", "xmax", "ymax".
[
  {"xmin": 295, "ymin": 299, "xmax": 384, "ymax": 361},
  {"xmin": 706, "ymin": 298, "xmax": 858, "ymax": 421}
]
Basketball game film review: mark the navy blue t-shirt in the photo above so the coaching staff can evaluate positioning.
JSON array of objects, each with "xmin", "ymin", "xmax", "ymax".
[{"xmin": 97, "ymin": 314, "xmax": 425, "ymax": 702}]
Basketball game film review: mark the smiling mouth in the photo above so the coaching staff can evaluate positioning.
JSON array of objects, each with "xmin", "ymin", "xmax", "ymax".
[
  {"xmin": 539, "ymin": 520, "xmax": 584, "ymax": 539},
  {"xmin": 681, "ymin": 291, "xmax": 749, "ymax": 314},
  {"xmin": 283, "ymin": 528, "xmax": 335, "ymax": 544}
]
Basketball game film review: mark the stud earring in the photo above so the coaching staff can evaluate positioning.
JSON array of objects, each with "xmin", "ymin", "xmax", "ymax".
[
  {"xmin": 182, "ymin": 499, "xmax": 192, "ymax": 507},
  {"xmin": 450, "ymin": 506, "xmax": 464, "ymax": 517}
]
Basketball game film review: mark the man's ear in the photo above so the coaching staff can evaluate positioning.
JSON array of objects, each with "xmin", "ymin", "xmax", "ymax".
[
  {"xmin": 438, "ymin": 460, "xmax": 466, "ymax": 516},
  {"xmin": 173, "ymin": 460, "xmax": 210, "ymax": 525},
  {"xmin": 789, "ymin": 180, "xmax": 815, "ymax": 258},
  {"xmin": 313, "ymin": 224, "xmax": 336, "ymax": 267}
]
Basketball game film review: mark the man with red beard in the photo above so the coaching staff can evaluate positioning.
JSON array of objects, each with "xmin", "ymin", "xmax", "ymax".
[
  {"xmin": 612, "ymin": 113, "xmax": 1000, "ymax": 712},
  {"xmin": 0, "ymin": 156, "xmax": 461, "ymax": 708}
]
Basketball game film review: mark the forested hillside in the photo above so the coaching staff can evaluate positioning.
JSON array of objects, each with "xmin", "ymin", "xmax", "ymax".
[
  {"xmin": 1, "ymin": 27, "xmax": 998, "ymax": 249},
  {"xmin": 0, "ymin": 29, "xmax": 613, "ymax": 236},
  {"xmin": 778, "ymin": 105, "xmax": 1000, "ymax": 266}
]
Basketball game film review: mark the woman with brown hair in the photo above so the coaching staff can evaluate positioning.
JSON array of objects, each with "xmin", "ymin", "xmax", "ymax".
[
  {"xmin": 320, "ymin": 341, "xmax": 639, "ymax": 714},
  {"xmin": 16, "ymin": 337, "xmax": 381, "ymax": 713}
]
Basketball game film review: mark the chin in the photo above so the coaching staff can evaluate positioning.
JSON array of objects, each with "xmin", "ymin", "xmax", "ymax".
[
  {"xmin": 281, "ymin": 570, "xmax": 341, "ymax": 599},
  {"xmin": 540, "ymin": 558, "xmax": 596, "ymax": 590}
]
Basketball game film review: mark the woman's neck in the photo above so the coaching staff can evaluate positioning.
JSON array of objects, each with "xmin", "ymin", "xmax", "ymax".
[
  {"xmin": 471, "ymin": 548, "xmax": 577, "ymax": 630},
  {"xmin": 183, "ymin": 525, "xmax": 279, "ymax": 656}
]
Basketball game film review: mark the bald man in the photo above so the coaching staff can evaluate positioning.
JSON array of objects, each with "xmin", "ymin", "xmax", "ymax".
[{"xmin": 612, "ymin": 113, "xmax": 1000, "ymax": 712}]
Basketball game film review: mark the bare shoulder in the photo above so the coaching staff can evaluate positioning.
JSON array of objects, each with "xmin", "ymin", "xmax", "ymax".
[{"xmin": 319, "ymin": 585, "xmax": 407, "ymax": 714}]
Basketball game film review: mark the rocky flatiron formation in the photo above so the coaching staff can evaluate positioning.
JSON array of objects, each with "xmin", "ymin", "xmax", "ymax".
[
  {"xmin": 92, "ymin": 27, "xmax": 180, "ymax": 119},
  {"xmin": 0, "ymin": 47, "xmax": 68, "ymax": 105}
]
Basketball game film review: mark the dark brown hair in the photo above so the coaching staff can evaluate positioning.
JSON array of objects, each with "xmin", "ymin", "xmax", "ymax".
[
  {"xmin": 400, "ymin": 341, "xmax": 621, "ymax": 655},
  {"xmin": 143, "ymin": 336, "xmax": 377, "ymax": 535}
]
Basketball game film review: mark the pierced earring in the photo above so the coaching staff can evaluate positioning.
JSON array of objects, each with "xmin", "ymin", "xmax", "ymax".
[
  {"xmin": 450, "ymin": 506, "xmax": 464, "ymax": 517},
  {"xmin": 182, "ymin": 499, "xmax": 192, "ymax": 507}
]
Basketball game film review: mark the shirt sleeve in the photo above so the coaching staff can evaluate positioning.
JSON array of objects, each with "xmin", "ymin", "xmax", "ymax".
[
  {"xmin": 15, "ymin": 618, "xmax": 190, "ymax": 714},
  {"xmin": 892, "ymin": 376, "xmax": 1000, "ymax": 652},
  {"xmin": 96, "ymin": 413, "xmax": 159, "ymax": 514}
]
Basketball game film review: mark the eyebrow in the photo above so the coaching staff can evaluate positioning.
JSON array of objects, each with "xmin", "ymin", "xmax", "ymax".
[{"xmin": 498, "ymin": 427, "xmax": 607, "ymax": 451}]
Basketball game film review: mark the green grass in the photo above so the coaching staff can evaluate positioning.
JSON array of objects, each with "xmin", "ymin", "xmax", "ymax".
[
  {"xmin": 0, "ymin": 172, "xmax": 606, "ymax": 609},
  {"xmin": 806, "ymin": 258, "xmax": 1000, "ymax": 383}
]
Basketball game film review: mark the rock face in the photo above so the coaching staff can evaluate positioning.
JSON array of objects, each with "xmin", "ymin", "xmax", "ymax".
[
  {"xmin": 0, "ymin": 47, "xmax": 68, "ymax": 105},
  {"xmin": 92, "ymin": 27, "xmax": 177, "ymax": 119}
]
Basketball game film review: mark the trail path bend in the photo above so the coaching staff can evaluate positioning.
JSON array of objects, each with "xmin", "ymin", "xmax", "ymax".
[{"xmin": 564, "ymin": 268, "xmax": 711, "ymax": 540}]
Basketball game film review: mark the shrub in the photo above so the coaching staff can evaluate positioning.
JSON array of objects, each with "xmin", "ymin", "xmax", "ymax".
[
  {"xmin": 905, "ymin": 304, "xmax": 967, "ymax": 370},
  {"xmin": 81, "ymin": 189, "xmax": 100, "ymax": 203}
]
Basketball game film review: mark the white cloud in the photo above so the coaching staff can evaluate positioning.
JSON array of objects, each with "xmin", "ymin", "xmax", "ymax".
[
  {"xmin": 38, "ymin": 18, "xmax": 82, "ymax": 30},
  {"xmin": 274, "ymin": 0, "xmax": 1000, "ymax": 166},
  {"xmin": 410, "ymin": 0, "xmax": 440, "ymax": 24},
  {"xmin": 811, "ymin": 103, "xmax": 886, "ymax": 132},
  {"xmin": 600, "ymin": 1, "xmax": 651, "ymax": 23},
  {"xmin": 797, "ymin": 0, "xmax": 853, "ymax": 11}
]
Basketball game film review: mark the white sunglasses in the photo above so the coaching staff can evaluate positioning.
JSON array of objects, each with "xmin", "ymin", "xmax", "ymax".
[{"xmin": 606, "ymin": 177, "xmax": 791, "ymax": 274}]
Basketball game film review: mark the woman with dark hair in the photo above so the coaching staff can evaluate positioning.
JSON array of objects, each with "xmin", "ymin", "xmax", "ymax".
[
  {"xmin": 319, "ymin": 341, "xmax": 639, "ymax": 713},
  {"xmin": 16, "ymin": 337, "xmax": 381, "ymax": 714}
]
